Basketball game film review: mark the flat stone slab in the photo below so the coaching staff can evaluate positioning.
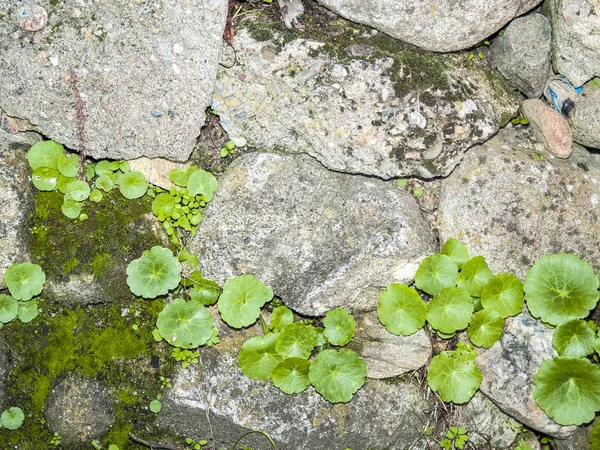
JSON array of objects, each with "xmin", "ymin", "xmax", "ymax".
[{"xmin": 0, "ymin": 0, "xmax": 227, "ymax": 161}]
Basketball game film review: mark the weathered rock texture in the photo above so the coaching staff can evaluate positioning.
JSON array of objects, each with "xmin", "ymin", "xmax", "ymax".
[
  {"xmin": 192, "ymin": 152, "xmax": 437, "ymax": 316},
  {"xmin": 213, "ymin": 27, "xmax": 520, "ymax": 179},
  {"xmin": 491, "ymin": 13, "xmax": 552, "ymax": 99},
  {"xmin": 0, "ymin": 0, "xmax": 228, "ymax": 161},
  {"xmin": 0, "ymin": 129, "xmax": 40, "ymax": 290},
  {"xmin": 569, "ymin": 84, "xmax": 600, "ymax": 149},
  {"xmin": 547, "ymin": 0, "xmax": 600, "ymax": 87},
  {"xmin": 476, "ymin": 312, "xmax": 578, "ymax": 438},
  {"xmin": 522, "ymin": 99, "xmax": 572, "ymax": 158},
  {"xmin": 316, "ymin": 0, "xmax": 542, "ymax": 52},
  {"xmin": 439, "ymin": 127, "xmax": 600, "ymax": 279}
]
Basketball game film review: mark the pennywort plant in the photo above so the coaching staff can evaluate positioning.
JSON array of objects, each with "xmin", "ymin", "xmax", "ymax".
[{"xmin": 0, "ymin": 262, "xmax": 44, "ymax": 326}]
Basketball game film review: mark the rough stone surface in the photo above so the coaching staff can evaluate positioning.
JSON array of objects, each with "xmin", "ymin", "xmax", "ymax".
[
  {"xmin": 439, "ymin": 126, "xmax": 600, "ymax": 280},
  {"xmin": 569, "ymin": 84, "xmax": 600, "ymax": 149},
  {"xmin": 44, "ymin": 374, "xmax": 115, "ymax": 446},
  {"xmin": 213, "ymin": 28, "xmax": 520, "ymax": 179},
  {"xmin": 491, "ymin": 13, "xmax": 552, "ymax": 99},
  {"xmin": 191, "ymin": 152, "xmax": 437, "ymax": 316},
  {"xmin": 159, "ymin": 317, "xmax": 435, "ymax": 450},
  {"xmin": 316, "ymin": 0, "xmax": 542, "ymax": 52},
  {"xmin": 0, "ymin": 0, "xmax": 228, "ymax": 161},
  {"xmin": 457, "ymin": 392, "xmax": 520, "ymax": 449},
  {"xmin": 348, "ymin": 311, "xmax": 431, "ymax": 378},
  {"xmin": 522, "ymin": 99, "xmax": 573, "ymax": 158},
  {"xmin": 548, "ymin": 0, "xmax": 600, "ymax": 87},
  {"xmin": 554, "ymin": 423, "xmax": 594, "ymax": 450},
  {"xmin": 476, "ymin": 312, "xmax": 578, "ymax": 438},
  {"xmin": 0, "ymin": 129, "xmax": 40, "ymax": 290},
  {"xmin": 0, "ymin": 338, "xmax": 8, "ymax": 411}
]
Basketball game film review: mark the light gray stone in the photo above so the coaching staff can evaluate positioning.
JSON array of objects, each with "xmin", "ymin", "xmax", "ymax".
[
  {"xmin": 548, "ymin": 0, "xmax": 600, "ymax": 87},
  {"xmin": 348, "ymin": 311, "xmax": 431, "ymax": 379},
  {"xmin": 316, "ymin": 0, "xmax": 542, "ymax": 52},
  {"xmin": 491, "ymin": 13, "xmax": 552, "ymax": 98},
  {"xmin": 0, "ymin": 0, "xmax": 228, "ymax": 161},
  {"xmin": 476, "ymin": 312, "xmax": 577, "ymax": 438},
  {"xmin": 191, "ymin": 152, "xmax": 437, "ymax": 316},
  {"xmin": 213, "ymin": 28, "xmax": 520, "ymax": 179},
  {"xmin": 554, "ymin": 423, "xmax": 594, "ymax": 450},
  {"xmin": 0, "ymin": 129, "xmax": 40, "ymax": 290},
  {"xmin": 44, "ymin": 374, "xmax": 115, "ymax": 446},
  {"xmin": 439, "ymin": 126, "xmax": 600, "ymax": 280},
  {"xmin": 569, "ymin": 84, "xmax": 600, "ymax": 149}
]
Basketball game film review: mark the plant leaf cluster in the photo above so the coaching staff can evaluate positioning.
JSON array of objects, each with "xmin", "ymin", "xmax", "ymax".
[
  {"xmin": 27, "ymin": 140, "xmax": 147, "ymax": 220},
  {"xmin": 0, "ymin": 263, "xmax": 44, "ymax": 326},
  {"xmin": 0, "ymin": 406, "xmax": 25, "ymax": 430}
]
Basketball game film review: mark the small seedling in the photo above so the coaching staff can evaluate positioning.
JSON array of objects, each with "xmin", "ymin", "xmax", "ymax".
[
  {"xmin": 50, "ymin": 432, "xmax": 61, "ymax": 446},
  {"xmin": 511, "ymin": 114, "xmax": 530, "ymax": 126},
  {"xmin": 220, "ymin": 140, "xmax": 237, "ymax": 158},
  {"xmin": 160, "ymin": 376, "xmax": 172, "ymax": 390},
  {"xmin": 440, "ymin": 427, "xmax": 468, "ymax": 450},
  {"xmin": 172, "ymin": 347, "xmax": 200, "ymax": 368},
  {"xmin": 186, "ymin": 437, "xmax": 209, "ymax": 449}
]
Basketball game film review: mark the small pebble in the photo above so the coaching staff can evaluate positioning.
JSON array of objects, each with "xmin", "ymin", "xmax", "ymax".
[
  {"xmin": 50, "ymin": 56, "xmax": 59, "ymax": 66},
  {"xmin": 14, "ymin": 4, "xmax": 48, "ymax": 31},
  {"xmin": 151, "ymin": 110, "xmax": 163, "ymax": 118}
]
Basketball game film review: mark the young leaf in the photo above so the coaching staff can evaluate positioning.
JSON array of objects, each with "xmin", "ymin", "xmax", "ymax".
[
  {"xmin": 238, "ymin": 333, "xmax": 281, "ymax": 380},
  {"xmin": 427, "ymin": 350, "xmax": 482, "ymax": 404},
  {"xmin": 187, "ymin": 170, "xmax": 218, "ymax": 201},
  {"xmin": 62, "ymin": 199, "xmax": 82, "ymax": 219},
  {"xmin": 426, "ymin": 287, "xmax": 474, "ymax": 334},
  {"xmin": 156, "ymin": 298, "xmax": 214, "ymax": 349},
  {"xmin": 17, "ymin": 299, "xmax": 39, "ymax": 323},
  {"xmin": 96, "ymin": 174, "xmax": 114, "ymax": 192},
  {"xmin": 468, "ymin": 309, "xmax": 504, "ymax": 348},
  {"xmin": 4, "ymin": 263, "xmax": 46, "ymax": 301},
  {"xmin": 0, "ymin": 294, "xmax": 18, "ymax": 323},
  {"xmin": 31, "ymin": 167, "xmax": 59, "ymax": 191},
  {"xmin": 275, "ymin": 322, "xmax": 317, "ymax": 359},
  {"xmin": 457, "ymin": 256, "xmax": 493, "ymax": 297},
  {"xmin": 57, "ymin": 175, "xmax": 77, "ymax": 194},
  {"xmin": 552, "ymin": 319, "xmax": 596, "ymax": 357},
  {"xmin": 149, "ymin": 399, "xmax": 162, "ymax": 413},
  {"xmin": 271, "ymin": 357, "xmax": 311, "ymax": 394},
  {"xmin": 56, "ymin": 153, "xmax": 79, "ymax": 177},
  {"xmin": 126, "ymin": 246, "xmax": 182, "ymax": 298},
  {"xmin": 524, "ymin": 254, "xmax": 599, "ymax": 326},
  {"xmin": 480, "ymin": 273, "xmax": 523, "ymax": 318},
  {"xmin": 218, "ymin": 274, "xmax": 273, "ymax": 328},
  {"xmin": 95, "ymin": 160, "xmax": 113, "ymax": 176},
  {"xmin": 169, "ymin": 166, "xmax": 199, "ymax": 187},
  {"xmin": 415, "ymin": 254, "xmax": 459, "ymax": 295},
  {"xmin": 441, "ymin": 238, "xmax": 470, "ymax": 269},
  {"xmin": 66, "ymin": 180, "xmax": 91, "ymax": 201},
  {"xmin": 533, "ymin": 356, "xmax": 600, "ymax": 425},
  {"xmin": 269, "ymin": 305, "xmax": 294, "ymax": 332},
  {"xmin": 27, "ymin": 140, "xmax": 63, "ymax": 169},
  {"xmin": 308, "ymin": 349, "xmax": 367, "ymax": 403},
  {"xmin": 119, "ymin": 171, "xmax": 147, "ymax": 199},
  {"xmin": 377, "ymin": 283, "xmax": 426, "ymax": 336},
  {"xmin": 189, "ymin": 277, "xmax": 220, "ymax": 306},
  {"xmin": 0, "ymin": 406, "xmax": 24, "ymax": 430},
  {"xmin": 89, "ymin": 189, "xmax": 103, "ymax": 202},
  {"xmin": 323, "ymin": 308, "xmax": 355, "ymax": 346}
]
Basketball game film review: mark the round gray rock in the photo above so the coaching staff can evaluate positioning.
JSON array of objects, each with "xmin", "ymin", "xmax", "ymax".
[{"xmin": 191, "ymin": 152, "xmax": 437, "ymax": 316}]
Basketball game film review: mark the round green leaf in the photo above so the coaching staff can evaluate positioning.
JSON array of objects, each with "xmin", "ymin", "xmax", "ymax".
[
  {"xmin": 272, "ymin": 357, "xmax": 311, "ymax": 394},
  {"xmin": 95, "ymin": 160, "xmax": 113, "ymax": 176},
  {"xmin": 323, "ymin": 308, "xmax": 355, "ymax": 346},
  {"xmin": 66, "ymin": 180, "xmax": 90, "ymax": 201},
  {"xmin": 426, "ymin": 287, "xmax": 474, "ymax": 334},
  {"xmin": 96, "ymin": 174, "xmax": 114, "ymax": 192},
  {"xmin": 119, "ymin": 161, "xmax": 130, "ymax": 173},
  {"xmin": 377, "ymin": 283, "xmax": 426, "ymax": 336},
  {"xmin": 533, "ymin": 356, "xmax": 600, "ymax": 425},
  {"xmin": 126, "ymin": 246, "xmax": 182, "ymax": 298},
  {"xmin": 308, "ymin": 349, "xmax": 367, "ymax": 403},
  {"xmin": 28, "ymin": 140, "xmax": 63, "ymax": 169},
  {"xmin": 524, "ymin": 254, "xmax": 599, "ymax": 326},
  {"xmin": 169, "ymin": 167, "xmax": 199, "ymax": 187},
  {"xmin": 4, "ymin": 263, "xmax": 46, "ymax": 300},
  {"xmin": 152, "ymin": 192, "xmax": 178, "ymax": 219},
  {"xmin": 109, "ymin": 161, "xmax": 121, "ymax": 171},
  {"xmin": 218, "ymin": 274, "xmax": 273, "ymax": 328},
  {"xmin": 89, "ymin": 188, "xmax": 103, "ymax": 202},
  {"xmin": 56, "ymin": 153, "xmax": 79, "ymax": 177},
  {"xmin": 468, "ymin": 309, "xmax": 504, "ymax": 348},
  {"xmin": 61, "ymin": 199, "xmax": 82, "ymax": 219},
  {"xmin": 119, "ymin": 171, "xmax": 147, "ymax": 199},
  {"xmin": 31, "ymin": 167, "xmax": 59, "ymax": 191},
  {"xmin": 0, "ymin": 294, "xmax": 18, "ymax": 323},
  {"xmin": 187, "ymin": 170, "xmax": 218, "ymax": 201},
  {"xmin": 415, "ymin": 254, "xmax": 459, "ymax": 295},
  {"xmin": 156, "ymin": 298, "xmax": 214, "ymax": 348},
  {"xmin": 17, "ymin": 299, "xmax": 38, "ymax": 323},
  {"xmin": 56, "ymin": 175, "xmax": 77, "ymax": 194},
  {"xmin": 427, "ymin": 351, "xmax": 482, "ymax": 404},
  {"xmin": 149, "ymin": 399, "xmax": 162, "ymax": 413},
  {"xmin": 275, "ymin": 323, "xmax": 317, "ymax": 359},
  {"xmin": 441, "ymin": 238, "xmax": 470, "ymax": 269},
  {"xmin": 269, "ymin": 305, "xmax": 294, "ymax": 332},
  {"xmin": 552, "ymin": 319, "xmax": 596, "ymax": 357},
  {"xmin": 188, "ymin": 277, "xmax": 220, "ymax": 306},
  {"xmin": 480, "ymin": 273, "xmax": 523, "ymax": 318},
  {"xmin": 1, "ymin": 406, "xmax": 24, "ymax": 430},
  {"xmin": 457, "ymin": 256, "xmax": 493, "ymax": 297},
  {"xmin": 238, "ymin": 333, "xmax": 281, "ymax": 380}
]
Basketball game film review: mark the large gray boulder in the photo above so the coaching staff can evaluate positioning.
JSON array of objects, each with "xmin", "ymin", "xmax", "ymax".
[
  {"xmin": 316, "ymin": 0, "xmax": 542, "ymax": 52},
  {"xmin": 569, "ymin": 84, "xmax": 600, "ymax": 149},
  {"xmin": 476, "ymin": 312, "xmax": 578, "ymax": 438},
  {"xmin": 191, "ymin": 152, "xmax": 437, "ymax": 316},
  {"xmin": 0, "ymin": 0, "xmax": 227, "ymax": 161},
  {"xmin": 213, "ymin": 27, "xmax": 520, "ymax": 179},
  {"xmin": 491, "ymin": 13, "xmax": 552, "ymax": 99},
  {"xmin": 439, "ymin": 126, "xmax": 600, "ymax": 279},
  {"xmin": 547, "ymin": 0, "xmax": 600, "ymax": 87}
]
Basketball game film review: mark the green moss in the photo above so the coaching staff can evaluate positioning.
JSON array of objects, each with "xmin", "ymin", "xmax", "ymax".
[{"xmin": 91, "ymin": 253, "xmax": 115, "ymax": 277}]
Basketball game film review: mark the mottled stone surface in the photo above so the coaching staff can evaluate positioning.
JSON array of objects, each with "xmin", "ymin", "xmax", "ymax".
[
  {"xmin": 191, "ymin": 152, "xmax": 437, "ymax": 316},
  {"xmin": 0, "ymin": 0, "xmax": 227, "ymax": 161},
  {"xmin": 569, "ymin": 84, "xmax": 600, "ymax": 150},
  {"xmin": 522, "ymin": 99, "xmax": 572, "ymax": 158}
]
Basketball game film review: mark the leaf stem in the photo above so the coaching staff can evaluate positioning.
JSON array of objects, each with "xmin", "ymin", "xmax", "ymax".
[
  {"xmin": 230, "ymin": 430, "xmax": 276, "ymax": 450},
  {"xmin": 259, "ymin": 314, "xmax": 268, "ymax": 335}
]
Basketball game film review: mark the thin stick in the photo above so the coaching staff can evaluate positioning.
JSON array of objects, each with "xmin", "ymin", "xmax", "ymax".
[
  {"xmin": 128, "ymin": 432, "xmax": 181, "ymax": 450},
  {"xmin": 68, "ymin": 70, "xmax": 87, "ymax": 181}
]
